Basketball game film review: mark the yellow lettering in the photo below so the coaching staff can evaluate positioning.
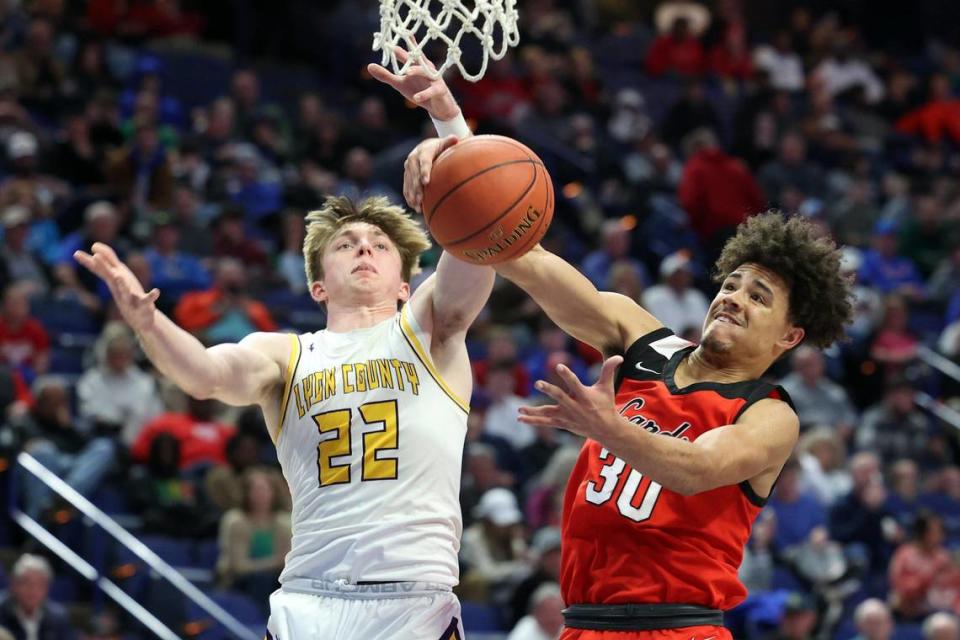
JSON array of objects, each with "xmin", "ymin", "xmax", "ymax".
[
  {"xmin": 378, "ymin": 360, "xmax": 394, "ymax": 389},
  {"xmin": 312, "ymin": 371, "xmax": 326, "ymax": 403},
  {"xmin": 325, "ymin": 367, "xmax": 337, "ymax": 398},
  {"xmin": 365, "ymin": 360, "xmax": 381, "ymax": 391},
  {"xmin": 342, "ymin": 364, "xmax": 355, "ymax": 394},
  {"xmin": 355, "ymin": 363, "xmax": 367, "ymax": 392},
  {"xmin": 303, "ymin": 374, "xmax": 315, "ymax": 409},
  {"xmin": 390, "ymin": 360, "xmax": 405, "ymax": 391},
  {"xmin": 404, "ymin": 362, "xmax": 420, "ymax": 395},
  {"xmin": 294, "ymin": 383, "xmax": 306, "ymax": 419}
]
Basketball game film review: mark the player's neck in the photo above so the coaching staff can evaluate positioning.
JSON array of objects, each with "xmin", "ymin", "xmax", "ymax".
[
  {"xmin": 681, "ymin": 347, "xmax": 767, "ymax": 385},
  {"xmin": 324, "ymin": 301, "xmax": 398, "ymax": 333}
]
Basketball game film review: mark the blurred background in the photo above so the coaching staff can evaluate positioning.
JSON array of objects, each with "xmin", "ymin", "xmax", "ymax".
[{"xmin": 0, "ymin": 0, "xmax": 959, "ymax": 638}]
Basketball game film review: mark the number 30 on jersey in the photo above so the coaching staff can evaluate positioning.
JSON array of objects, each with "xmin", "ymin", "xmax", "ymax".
[{"xmin": 585, "ymin": 448, "xmax": 663, "ymax": 522}]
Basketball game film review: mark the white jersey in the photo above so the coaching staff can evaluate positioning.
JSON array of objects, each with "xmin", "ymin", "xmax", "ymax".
[{"xmin": 275, "ymin": 304, "xmax": 468, "ymax": 587}]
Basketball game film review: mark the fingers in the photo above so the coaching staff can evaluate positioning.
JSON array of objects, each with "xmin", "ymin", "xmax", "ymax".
[
  {"xmin": 553, "ymin": 364, "xmax": 587, "ymax": 398},
  {"xmin": 413, "ymin": 83, "xmax": 445, "ymax": 104},
  {"xmin": 517, "ymin": 404, "xmax": 564, "ymax": 428},
  {"xmin": 91, "ymin": 242, "xmax": 121, "ymax": 268},
  {"xmin": 534, "ymin": 379, "xmax": 571, "ymax": 404},
  {"xmin": 598, "ymin": 356, "xmax": 624, "ymax": 388},
  {"xmin": 144, "ymin": 288, "xmax": 161, "ymax": 305},
  {"xmin": 367, "ymin": 63, "xmax": 401, "ymax": 87}
]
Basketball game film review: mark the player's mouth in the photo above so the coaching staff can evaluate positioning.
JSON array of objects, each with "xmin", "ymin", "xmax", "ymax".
[
  {"xmin": 352, "ymin": 263, "xmax": 378, "ymax": 274},
  {"xmin": 713, "ymin": 311, "xmax": 742, "ymax": 326}
]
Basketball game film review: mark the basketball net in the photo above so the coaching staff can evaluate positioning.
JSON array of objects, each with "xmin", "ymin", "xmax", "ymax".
[{"xmin": 373, "ymin": 0, "xmax": 520, "ymax": 82}]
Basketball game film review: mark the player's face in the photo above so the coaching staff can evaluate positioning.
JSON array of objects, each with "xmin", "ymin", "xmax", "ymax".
[
  {"xmin": 314, "ymin": 222, "xmax": 409, "ymax": 307},
  {"xmin": 701, "ymin": 263, "xmax": 804, "ymax": 359}
]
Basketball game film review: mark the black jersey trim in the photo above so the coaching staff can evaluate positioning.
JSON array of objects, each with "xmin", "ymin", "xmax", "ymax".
[{"xmin": 615, "ymin": 327, "xmax": 676, "ymax": 389}]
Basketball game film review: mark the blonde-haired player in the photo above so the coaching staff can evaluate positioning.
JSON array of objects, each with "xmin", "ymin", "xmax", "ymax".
[{"xmin": 75, "ymin": 191, "xmax": 494, "ymax": 639}]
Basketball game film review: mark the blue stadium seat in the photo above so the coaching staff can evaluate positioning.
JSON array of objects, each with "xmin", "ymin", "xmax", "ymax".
[
  {"xmin": 31, "ymin": 298, "xmax": 100, "ymax": 336},
  {"xmin": 140, "ymin": 535, "xmax": 193, "ymax": 567},
  {"xmin": 192, "ymin": 539, "xmax": 219, "ymax": 570},
  {"xmin": 460, "ymin": 601, "xmax": 504, "ymax": 632}
]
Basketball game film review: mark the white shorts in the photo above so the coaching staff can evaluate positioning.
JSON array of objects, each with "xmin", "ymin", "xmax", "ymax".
[{"xmin": 266, "ymin": 579, "xmax": 464, "ymax": 640}]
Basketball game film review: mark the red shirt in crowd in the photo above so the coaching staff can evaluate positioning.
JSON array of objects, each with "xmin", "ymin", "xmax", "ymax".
[
  {"xmin": 0, "ymin": 318, "xmax": 50, "ymax": 370},
  {"xmin": 678, "ymin": 148, "xmax": 765, "ymax": 243},
  {"xmin": 131, "ymin": 412, "xmax": 236, "ymax": 469}
]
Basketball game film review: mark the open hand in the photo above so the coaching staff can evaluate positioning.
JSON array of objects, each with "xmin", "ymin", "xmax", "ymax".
[
  {"xmin": 368, "ymin": 46, "xmax": 461, "ymax": 121},
  {"xmin": 74, "ymin": 242, "xmax": 159, "ymax": 333},
  {"xmin": 403, "ymin": 135, "xmax": 459, "ymax": 213},
  {"xmin": 519, "ymin": 356, "xmax": 623, "ymax": 440}
]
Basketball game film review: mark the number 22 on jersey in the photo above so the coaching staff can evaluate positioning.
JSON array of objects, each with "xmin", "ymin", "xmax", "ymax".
[
  {"xmin": 585, "ymin": 448, "xmax": 663, "ymax": 522},
  {"xmin": 312, "ymin": 399, "xmax": 399, "ymax": 486}
]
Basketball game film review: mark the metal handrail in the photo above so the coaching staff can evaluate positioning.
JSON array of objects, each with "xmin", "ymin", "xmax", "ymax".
[
  {"xmin": 14, "ymin": 452, "xmax": 260, "ymax": 640},
  {"xmin": 917, "ymin": 345, "xmax": 960, "ymax": 383},
  {"xmin": 915, "ymin": 392, "xmax": 960, "ymax": 432}
]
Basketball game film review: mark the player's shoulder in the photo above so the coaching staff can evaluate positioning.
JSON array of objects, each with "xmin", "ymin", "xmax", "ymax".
[
  {"xmin": 239, "ymin": 331, "xmax": 300, "ymax": 369},
  {"xmin": 617, "ymin": 326, "xmax": 692, "ymax": 382}
]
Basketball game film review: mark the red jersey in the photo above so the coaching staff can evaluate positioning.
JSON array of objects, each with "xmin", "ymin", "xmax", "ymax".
[{"xmin": 561, "ymin": 328, "xmax": 793, "ymax": 611}]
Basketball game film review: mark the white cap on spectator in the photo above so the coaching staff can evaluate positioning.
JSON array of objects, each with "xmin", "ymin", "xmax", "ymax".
[
  {"xmin": 2, "ymin": 205, "xmax": 30, "ymax": 227},
  {"xmin": 531, "ymin": 526, "xmax": 562, "ymax": 556},
  {"xmin": 839, "ymin": 247, "xmax": 863, "ymax": 274},
  {"xmin": 7, "ymin": 131, "xmax": 37, "ymax": 159},
  {"xmin": 654, "ymin": 2, "xmax": 710, "ymax": 36},
  {"xmin": 660, "ymin": 251, "xmax": 692, "ymax": 278},
  {"xmin": 85, "ymin": 200, "xmax": 117, "ymax": 223},
  {"xmin": 12, "ymin": 553, "xmax": 52, "ymax": 580},
  {"xmin": 473, "ymin": 488, "xmax": 522, "ymax": 526}
]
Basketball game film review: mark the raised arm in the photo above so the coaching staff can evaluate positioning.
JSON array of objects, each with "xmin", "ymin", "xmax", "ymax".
[
  {"xmin": 75, "ymin": 244, "xmax": 288, "ymax": 433},
  {"xmin": 496, "ymin": 245, "xmax": 661, "ymax": 354}
]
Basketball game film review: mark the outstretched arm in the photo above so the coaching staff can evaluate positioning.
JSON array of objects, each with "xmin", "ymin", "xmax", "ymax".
[
  {"xmin": 521, "ymin": 357, "xmax": 799, "ymax": 497},
  {"xmin": 75, "ymin": 244, "xmax": 287, "ymax": 415}
]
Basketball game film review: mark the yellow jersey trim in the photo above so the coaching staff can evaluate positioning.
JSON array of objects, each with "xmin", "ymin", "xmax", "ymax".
[
  {"xmin": 399, "ymin": 306, "xmax": 470, "ymax": 414},
  {"xmin": 276, "ymin": 333, "xmax": 302, "ymax": 441}
]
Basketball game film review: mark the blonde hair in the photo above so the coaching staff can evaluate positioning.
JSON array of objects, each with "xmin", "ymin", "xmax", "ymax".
[{"xmin": 303, "ymin": 195, "xmax": 431, "ymax": 285}]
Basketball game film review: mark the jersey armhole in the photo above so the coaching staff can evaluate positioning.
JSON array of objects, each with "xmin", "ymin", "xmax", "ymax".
[
  {"xmin": 399, "ymin": 304, "xmax": 470, "ymax": 414},
  {"xmin": 274, "ymin": 333, "xmax": 302, "ymax": 444},
  {"xmin": 734, "ymin": 383, "xmax": 796, "ymax": 507}
]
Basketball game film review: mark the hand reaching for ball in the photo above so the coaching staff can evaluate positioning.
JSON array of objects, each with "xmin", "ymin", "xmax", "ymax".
[{"xmin": 403, "ymin": 135, "xmax": 459, "ymax": 213}]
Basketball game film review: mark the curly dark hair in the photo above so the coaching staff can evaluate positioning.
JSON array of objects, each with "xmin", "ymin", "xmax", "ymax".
[{"xmin": 713, "ymin": 212, "xmax": 854, "ymax": 348}]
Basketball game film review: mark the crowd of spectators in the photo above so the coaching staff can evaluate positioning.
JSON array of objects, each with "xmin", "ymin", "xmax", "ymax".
[{"xmin": 0, "ymin": 0, "xmax": 956, "ymax": 638}]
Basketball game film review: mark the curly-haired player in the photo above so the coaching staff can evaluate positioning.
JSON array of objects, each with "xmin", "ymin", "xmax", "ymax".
[{"xmin": 381, "ymin": 52, "xmax": 855, "ymax": 638}]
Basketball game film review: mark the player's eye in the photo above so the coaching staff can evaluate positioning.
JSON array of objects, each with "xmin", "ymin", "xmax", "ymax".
[
  {"xmin": 337, "ymin": 242, "xmax": 352, "ymax": 250},
  {"xmin": 751, "ymin": 293, "xmax": 764, "ymax": 303},
  {"xmin": 722, "ymin": 283, "xmax": 735, "ymax": 291},
  {"xmin": 375, "ymin": 242, "xmax": 387, "ymax": 250}
]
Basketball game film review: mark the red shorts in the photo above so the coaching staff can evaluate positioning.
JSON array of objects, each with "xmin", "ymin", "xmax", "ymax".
[{"xmin": 561, "ymin": 625, "xmax": 732, "ymax": 640}]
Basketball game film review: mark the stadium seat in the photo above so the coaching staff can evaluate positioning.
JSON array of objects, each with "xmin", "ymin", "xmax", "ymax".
[
  {"xmin": 140, "ymin": 535, "xmax": 194, "ymax": 567},
  {"xmin": 460, "ymin": 601, "xmax": 504, "ymax": 632},
  {"xmin": 31, "ymin": 298, "xmax": 100, "ymax": 336}
]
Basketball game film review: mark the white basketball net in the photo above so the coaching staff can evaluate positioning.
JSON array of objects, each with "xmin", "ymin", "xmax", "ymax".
[{"xmin": 374, "ymin": 0, "xmax": 520, "ymax": 82}]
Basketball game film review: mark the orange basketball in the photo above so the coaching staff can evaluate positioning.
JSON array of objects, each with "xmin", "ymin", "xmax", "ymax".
[{"xmin": 421, "ymin": 135, "xmax": 554, "ymax": 265}]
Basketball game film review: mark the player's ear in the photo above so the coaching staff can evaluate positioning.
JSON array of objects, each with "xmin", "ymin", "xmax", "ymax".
[
  {"xmin": 397, "ymin": 282, "xmax": 411, "ymax": 303},
  {"xmin": 310, "ymin": 280, "xmax": 327, "ymax": 303},
  {"xmin": 777, "ymin": 325, "xmax": 805, "ymax": 351}
]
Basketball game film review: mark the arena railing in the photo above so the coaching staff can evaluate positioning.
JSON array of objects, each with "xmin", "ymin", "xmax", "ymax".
[
  {"xmin": 10, "ymin": 451, "xmax": 260, "ymax": 640},
  {"xmin": 917, "ymin": 345, "xmax": 960, "ymax": 384}
]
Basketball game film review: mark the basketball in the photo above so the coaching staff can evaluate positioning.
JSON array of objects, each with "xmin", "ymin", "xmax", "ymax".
[{"xmin": 421, "ymin": 135, "xmax": 554, "ymax": 265}]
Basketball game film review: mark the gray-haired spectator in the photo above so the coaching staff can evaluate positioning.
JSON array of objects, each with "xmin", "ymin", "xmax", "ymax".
[
  {"xmin": 507, "ymin": 582, "xmax": 563, "ymax": 640},
  {"xmin": 641, "ymin": 251, "xmax": 709, "ymax": 337},
  {"xmin": 852, "ymin": 598, "xmax": 892, "ymax": 640},
  {"xmin": 76, "ymin": 322, "xmax": 163, "ymax": 445},
  {"xmin": 15, "ymin": 375, "xmax": 116, "ymax": 519},
  {"xmin": 797, "ymin": 428, "xmax": 852, "ymax": 506},
  {"xmin": 0, "ymin": 554, "xmax": 74, "ymax": 640},
  {"xmin": 780, "ymin": 346, "xmax": 857, "ymax": 435},
  {"xmin": 0, "ymin": 206, "xmax": 49, "ymax": 297},
  {"xmin": 856, "ymin": 377, "xmax": 931, "ymax": 465},
  {"xmin": 924, "ymin": 612, "xmax": 960, "ymax": 640}
]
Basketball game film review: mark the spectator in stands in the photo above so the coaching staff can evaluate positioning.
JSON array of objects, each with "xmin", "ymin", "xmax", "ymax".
[
  {"xmin": 173, "ymin": 257, "xmax": 277, "ymax": 344},
  {"xmin": 230, "ymin": 68, "xmax": 286, "ymax": 140},
  {"xmin": 132, "ymin": 395, "xmax": 235, "ymax": 470},
  {"xmin": 641, "ymin": 250, "xmax": 708, "ymax": 337},
  {"xmin": 54, "ymin": 201, "xmax": 124, "ymax": 311},
  {"xmin": 919, "ymin": 467, "xmax": 960, "ymax": 546},
  {"xmin": 757, "ymin": 131, "xmax": 825, "ymax": 204},
  {"xmin": 797, "ymin": 428, "xmax": 851, "ymax": 507},
  {"xmin": 924, "ymin": 613, "xmax": 960, "ymax": 640},
  {"xmin": 811, "ymin": 36, "xmax": 885, "ymax": 104},
  {"xmin": 205, "ymin": 432, "xmax": 290, "ymax": 513},
  {"xmin": 830, "ymin": 178, "xmax": 880, "ymax": 249},
  {"xmin": 217, "ymin": 468, "xmax": 291, "ymax": 616},
  {"xmin": 51, "ymin": 111, "xmax": 107, "ymax": 189},
  {"xmin": 767, "ymin": 457, "xmax": 828, "ymax": 553},
  {"xmin": 104, "ymin": 121, "xmax": 174, "ymax": 211},
  {"xmin": 896, "ymin": 73, "xmax": 960, "ymax": 145},
  {"xmin": 13, "ymin": 17, "xmax": 65, "ymax": 119},
  {"xmin": 645, "ymin": 16, "xmax": 705, "ymax": 77},
  {"xmin": 857, "ymin": 377, "xmax": 930, "ymax": 464},
  {"xmin": 130, "ymin": 433, "xmax": 218, "ymax": 537},
  {"xmin": 224, "ymin": 142, "xmax": 283, "ymax": 221},
  {"xmin": 579, "ymin": 219, "xmax": 648, "ymax": 291},
  {"xmin": 0, "ymin": 554, "xmax": 74, "ymax": 640},
  {"xmin": 890, "ymin": 511, "xmax": 952, "ymax": 620},
  {"xmin": 0, "ymin": 206, "xmax": 49, "ymax": 297},
  {"xmin": 276, "ymin": 210, "xmax": 307, "ymax": 294},
  {"xmin": 928, "ymin": 245, "xmax": 960, "ymax": 305},
  {"xmin": 509, "ymin": 527, "xmax": 561, "ymax": 627},
  {"xmin": 143, "ymin": 210, "xmax": 210, "ymax": 305},
  {"xmin": 900, "ymin": 192, "xmax": 959, "ymax": 279},
  {"xmin": 661, "ymin": 82, "xmax": 722, "ymax": 148},
  {"xmin": 210, "ymin": 206, "xmax": 269, "ymax": 269},
  {"xmin": 473, "ymin": 326, "xmax": 531, "ymax": 397},
  {"xmin": 753, "ymin": 31, "xmax": 805, "ymax": 92},
  {"xmin": 460, "ymin": 488, "xmax": 530, "ymax": 601},
  {"xmin": 15, "ymin": 375, "xmax": 116, "ymax": 519},
  {"xmin": 507, "ymin": 582, "xmax": 563, "ymax": 640},
  {"xmin": 776, "ymin": 592, "xmax": 819, "ymax": 640},
  {"xmin": 852, "ymin": 598, "xmax": 893, "ymax": 640},
  {"xmin": 461, "ymin": 440, "xmax": 516, "ymax": 528},
  {"xmin": 739, "ymin": 508, "xmax": 775, "ymax": 593},
  {"xmin": 334, "ymin": 146, "xmax": 400, "ymax": 204},
  {"xmin": 76, "ymin": 322, "xmax": 163, "ymax": 446},
  {"xmin": 1, "ymin": 131, "xmax": 70, "ymax": 228},
  {"xmin": 779, "ymin": 346, "xmax": 857, "ymax": 434},
  {"xmin": 525, "ymin": 446, "xmax": 579, "ymax": 531},
  {"xmin": 887, "ymin": 459, "xmax": 923, "ymax": 530},
  {"xmin": 0, "ymin": 282, "xmax": 50, "ymax": 378},
  {"xmin": 677, "ymin": 128, "xmax": 765, "ymax": 257},
  {"xmin": 482, "ymin": 360, "xmax": 535, "ymax": 450},
  {"xmin": 829, "ymin": 452, "xmax": 898, "ymax": 576},
  {"xmin": 858, "ymin": 220, "xmax": 925, "ymax": 297}
]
